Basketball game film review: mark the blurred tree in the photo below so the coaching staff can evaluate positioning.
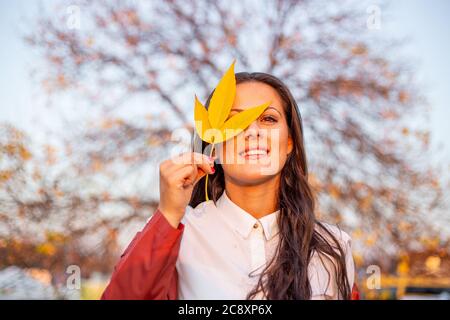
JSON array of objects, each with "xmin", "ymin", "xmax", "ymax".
[{"xmin": 1, "ymin": 0, "xmax": 447, "ymax": 277}]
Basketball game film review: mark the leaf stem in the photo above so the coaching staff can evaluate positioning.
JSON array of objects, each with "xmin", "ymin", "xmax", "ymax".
[{"xmin": 205, "ymin": 143, "xmax": 215, "ymax": 201}]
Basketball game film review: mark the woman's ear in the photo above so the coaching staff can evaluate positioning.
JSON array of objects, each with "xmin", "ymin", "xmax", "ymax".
[{"xmin": 287, "ymin": 134, "xmax": 294, "ymax": 155}]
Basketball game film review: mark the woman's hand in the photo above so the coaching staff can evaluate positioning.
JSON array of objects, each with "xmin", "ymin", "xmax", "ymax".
[{"xmin": 158, "ymin": 152, "xmax": 215, "ymax": 228}]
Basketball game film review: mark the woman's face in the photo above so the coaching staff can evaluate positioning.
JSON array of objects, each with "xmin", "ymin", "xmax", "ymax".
[{"xmin": 216, "ymin": 81, "xmax": 293, "ymax": 185}]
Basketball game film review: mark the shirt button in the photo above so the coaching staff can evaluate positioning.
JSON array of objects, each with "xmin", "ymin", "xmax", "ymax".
[{"xmin": 253, "ymin": 223, "xmax": 258, "ymax": 229}]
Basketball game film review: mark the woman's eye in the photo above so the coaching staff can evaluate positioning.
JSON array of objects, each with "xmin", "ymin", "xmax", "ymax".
[{"xmin": 261, "ymin": 116, "xmax": 277, "ymax": 123}]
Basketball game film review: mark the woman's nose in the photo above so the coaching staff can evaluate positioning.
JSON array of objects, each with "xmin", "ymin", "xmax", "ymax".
[{"xmin": 244, "ymin": 120, "xmax": 263, "ymax": 140}]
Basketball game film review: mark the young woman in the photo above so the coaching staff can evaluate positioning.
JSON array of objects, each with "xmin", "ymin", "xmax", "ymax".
[{"xmin": 101, "ymin": 72, "xmax": 359, "ymax": 300}]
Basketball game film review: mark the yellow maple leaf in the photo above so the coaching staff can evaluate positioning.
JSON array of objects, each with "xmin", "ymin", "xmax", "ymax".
[
  {"xmin": 194, "ymin": 60, "xmax": 270, "ymax": 144},
  {"xmin": 194, "ymin": 59, "xmax": 271, "ymax": 200}
]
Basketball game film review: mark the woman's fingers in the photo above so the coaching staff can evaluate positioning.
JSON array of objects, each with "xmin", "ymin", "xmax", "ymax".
[
  {"xmin": 172, "ymin": 158, "xmax": 215, "ymax": 188},
  {"xmin": 163, "ymin": 152, "xmax": 214, "ymax": 172},
  {"xmin": 158, "ymin": 152, "xmax": 216, "ymax": 226},
  {"xmin": 171, "ymin": 165, "xmax": 198, "ymax": 188},
  {"xmin": 174, "ymin": 152, "xmax": 211, "ymax": 166}
]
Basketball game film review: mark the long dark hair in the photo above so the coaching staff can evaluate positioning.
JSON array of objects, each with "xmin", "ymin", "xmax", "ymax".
[{"xmin": 189, "ymin": 72, "xmax": 351, "ymax": 300}]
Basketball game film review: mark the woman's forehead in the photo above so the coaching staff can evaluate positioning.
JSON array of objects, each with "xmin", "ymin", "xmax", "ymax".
[{"xmin": 233, "ymin": 82, "xmax": 283, "ymax": 112}]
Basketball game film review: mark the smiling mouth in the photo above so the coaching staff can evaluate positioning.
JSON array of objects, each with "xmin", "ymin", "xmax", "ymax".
[{"xmin": 239, "ymin": 148, "xmax": 270, "ymax": 159}]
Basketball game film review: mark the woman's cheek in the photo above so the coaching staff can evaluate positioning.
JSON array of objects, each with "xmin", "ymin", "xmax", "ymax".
[{"xmin": 216, "ymin": 139, "xmax": 237, "ymax": 165}]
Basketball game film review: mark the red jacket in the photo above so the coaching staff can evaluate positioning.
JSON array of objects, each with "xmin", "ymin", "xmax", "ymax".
[{"xmin": 101, "ymin": 209, "xmax": 360, "ymax": 300}]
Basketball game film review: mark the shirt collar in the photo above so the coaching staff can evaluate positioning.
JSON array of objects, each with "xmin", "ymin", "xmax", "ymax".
[{"xmin": 216, "ymin": 190, "xmax": 280, "ymax": 241}]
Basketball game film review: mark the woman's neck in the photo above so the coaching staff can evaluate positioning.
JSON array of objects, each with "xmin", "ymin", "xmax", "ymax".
[{"xmin": 224, "ymin": 176, "xmax": 280, "ymax": 219}]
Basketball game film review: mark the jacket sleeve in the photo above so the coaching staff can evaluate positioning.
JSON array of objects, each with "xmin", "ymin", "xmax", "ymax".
[
  {"xmin": 351, "ymin": 283, "xmax": 360, "ymax": 300},
  {"xmin": 101, "ymin": 209, "xmax": 184, "ymax": 300}
]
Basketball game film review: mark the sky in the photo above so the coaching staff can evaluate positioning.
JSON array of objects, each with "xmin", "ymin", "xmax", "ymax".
[
  {"xmin": 384, "ymin": 0, "xmax": 450, "ymax": 165},
  {"xmin": 0, "ymin": 0, "xmax": 449, "ymax": 165}
]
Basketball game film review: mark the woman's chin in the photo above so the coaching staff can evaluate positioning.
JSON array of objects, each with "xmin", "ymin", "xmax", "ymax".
[{"xmin": 228, "ymin": 168, "xmax": 276, "ymax": 184}]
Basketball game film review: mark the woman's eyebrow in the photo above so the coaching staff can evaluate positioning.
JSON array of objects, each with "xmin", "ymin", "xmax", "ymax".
[{"xmin": 230, "ymin": 106, "xmax": 282, "ymax": 116}]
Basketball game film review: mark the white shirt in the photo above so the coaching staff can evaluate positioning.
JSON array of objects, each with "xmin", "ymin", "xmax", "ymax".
[{"xmin": 176, "ymin": 191, "xmax": 355, "ymax": 300}]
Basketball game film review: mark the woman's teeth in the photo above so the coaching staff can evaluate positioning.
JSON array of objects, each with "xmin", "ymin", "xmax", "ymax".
[{"xmin": 241, "ymin": 149, "xmax": 269, "ymax": 157}]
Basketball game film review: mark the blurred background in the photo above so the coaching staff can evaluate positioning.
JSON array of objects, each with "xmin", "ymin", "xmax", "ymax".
[{"xmin": 0, "ymin": 0, "xmax": 449, "ymax": 300}]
